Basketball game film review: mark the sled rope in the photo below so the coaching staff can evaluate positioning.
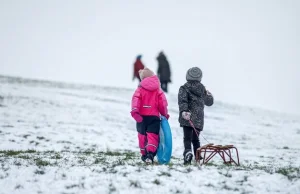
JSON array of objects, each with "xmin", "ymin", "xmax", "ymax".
[{"xmin": 189, "ymin": 120, "xmax": 210, "ymax": 144}]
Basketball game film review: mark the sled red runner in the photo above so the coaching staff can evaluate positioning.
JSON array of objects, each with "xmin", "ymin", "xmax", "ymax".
[{"xmin": 195, "ymin": 143, "xmax": 240, "ymax": 166}]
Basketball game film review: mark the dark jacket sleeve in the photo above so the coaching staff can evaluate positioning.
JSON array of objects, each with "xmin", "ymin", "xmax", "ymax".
[
  {"xmin": 178, "ymin": 86, "xmax": 189, "ymax": 113},
  {"xmin": 204, "ymin": 92, "xmax": 214, "ymax": 106}
]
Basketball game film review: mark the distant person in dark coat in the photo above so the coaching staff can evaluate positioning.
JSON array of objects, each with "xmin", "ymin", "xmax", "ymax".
[
  {"xmin": 133, "ymin": 55, "xmax": 145, "ymax": 82},
  {"xmin": 178, "ymin": 67, "xmax": 214, "ymax": 165},
  {"xmin": 156, "ymin": 51, "xmax": 171, "ymax": 93}
]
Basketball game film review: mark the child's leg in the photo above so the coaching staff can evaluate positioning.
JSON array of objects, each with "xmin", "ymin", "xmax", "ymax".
[
  {"xmin": 145, "ymin": 118, "xmax": 160, "ymax": 157},
  {"xmin": 138, "ymin": 133, "xmax": 147, "ymax": 155},
  {"xmin": 183, "ymin": 126, "xmax": 193, "ymax": 163},
  {"xmin": 183, "ymin": 126, "xmax": 193, "ymax": 154},
  {"xmin": 137, "ymin": 122, "xmax": 147, "ymax": 156}
]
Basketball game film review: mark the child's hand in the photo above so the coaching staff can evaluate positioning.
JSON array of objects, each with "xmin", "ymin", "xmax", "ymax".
[
  {"xmin": 160, "ymin": 114, "xmax": 169, "ymax": 120},
  {"xmin": 182, "ymin": 111, "xmax": 191, "ymax": 120},
  {"xmin": 165, "ymin": 114, "xmax": 170, "ymax": 120},
  {"xmin": 131, "ymin": 110, "xmax": 143, "ymax": 123},
  {"xmin": 206, "ymin": 90, "xmax": 212, "ymax": 96}
]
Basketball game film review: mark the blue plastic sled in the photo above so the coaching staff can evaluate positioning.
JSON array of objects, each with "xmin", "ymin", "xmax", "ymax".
[{"xmin": 157, "ymin": 116, "xmax": 172, "ymax": 164}]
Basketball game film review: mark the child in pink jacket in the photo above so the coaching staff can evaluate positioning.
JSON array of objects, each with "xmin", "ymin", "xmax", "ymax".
[{"xmin": 131, "ymin": 67, "xmax": 169, "ymax": 164}]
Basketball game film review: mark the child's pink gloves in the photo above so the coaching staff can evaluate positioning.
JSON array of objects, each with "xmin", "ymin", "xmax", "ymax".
[
  {"xmin": 131, "ymin": 109, "xmax": 143, "ymax": 123},
  {"xmin": 162, "ymin": 114, "xmax": 170, "ymax": 120}
]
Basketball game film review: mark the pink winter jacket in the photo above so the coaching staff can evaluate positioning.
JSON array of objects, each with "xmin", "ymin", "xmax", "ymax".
[{"xmin": 131, "ymin": 75, "xmax": 168, "ymax": 118}]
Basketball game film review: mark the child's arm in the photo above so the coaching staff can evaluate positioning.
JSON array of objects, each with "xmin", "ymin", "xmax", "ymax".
[
  {"xmin": 158, "ymin": 90, "xmax": 169, "ymax": 119},
  {"xmin": 178, "ymin": 86, "xmax": 189, "ymax": 113},
  {"xmin": 131, "ymin": 88, "xmax": 143, "ymax": 122},
  {"xmin": 204, "ymin": 89, "xmax": 214, "ymax": 106}
]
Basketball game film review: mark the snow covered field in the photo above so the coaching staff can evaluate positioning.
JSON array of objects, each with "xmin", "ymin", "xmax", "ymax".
[{"xmin": 0, "ymin": 75, "xmax": 299, "ymax": 194}]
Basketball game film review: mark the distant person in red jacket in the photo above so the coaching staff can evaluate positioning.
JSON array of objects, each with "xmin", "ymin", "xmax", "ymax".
[{"xmin": 133, "ymin": 55, "xmax": 145, "ymax": 82}]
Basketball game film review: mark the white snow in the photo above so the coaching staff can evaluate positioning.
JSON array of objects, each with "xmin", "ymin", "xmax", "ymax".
[{"xmin": 0, "ymin": 75, "xmax": 299, "ymax": 194}]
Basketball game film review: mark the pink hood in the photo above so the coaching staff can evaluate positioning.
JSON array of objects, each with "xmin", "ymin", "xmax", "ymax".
[
  {"xmin": 139, "ymin": 76, "xmax": 160, "ymax": 91},
  {"xmin": 131, "ymin": 75, "xmax": 168, "ymax": 118}
]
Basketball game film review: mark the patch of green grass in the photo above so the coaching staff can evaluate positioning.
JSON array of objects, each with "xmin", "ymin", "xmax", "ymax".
[
  {"xmin": 35, "ymin": 158, "xmax": 50, "ymax": 167},
  {"xmin": 17, "ymin": 155, "xmax": 30, "ymax": 160},
  {"xmin": 1, "ymin": 125, "xmax": 14, "ymax": 128},
  {"xmin": 105, "ymin": 150, "xmax": 123, "ymax": 156},
  {"xmin": 204, "ymin": 162, "xmax": 219, "ymax": 167},
  {"xmin": 45, "ymin": 150, "xmax": 55, "ymax": 154},
  {"xmin": 277, "ymin": 168, "xmax": 289, "ymax": 176},
  {"xmin": 82, "ymin": 149, "xmax": 95, "ymax": 155},
  {"xmin": 15, "ymin": 184, "xmax": 23, "ymax": 189},
  {"xmin": 0, "ymin": 150, "xmax": 23, "ymax": 156},
  {"xmin": 23, "ymin": 134, "xmax": 30, "ymax": 139},
  {"xmin": 205, "ymin": 183, "xmax": 215, "ymax": 188},
  {"xmin": 65, "ymin": 184, "xmax": 79, "ymax": 189},
  {"xmin": 158, "ymin": 171, "xmax": 171, "ymax": 177},
  {"xmin": 174, "ymin": 189, "xmax": 182, "ymax": 193},
  {"xmin": 167, "ymin": 162, "xmax": 174, "ymax": 168},
  {"xmin": 49, "ymin": 152, "xmax": 62, "ymax": 160},
  {"xmin": 109, "ymin": 167, "xmax": 118, "ymax": 174},
  {"xmin": 108, "ymin": 183, "xmax": 116, "ymax": 193},
  {"xmin": 276, "ymin": 166, "xmax": 300, "ymax": 180},
  {"xmin": 94, "ymin": 157, "xmax": 106, "ymax": 164},
  {"xmin": 36, "ymin": 136, "xmax": 45, "ymax": 140},
  {"xmin": 14, "ymin": 160, "xmax": 22, "ymax": 166},
  {"xmin": 129, "ymin": 180, "xmax": 141, "ymax": 188},
  {"xmin": 222, "ymin": 185, "xmax": 232, "ymax": 191},
  {"xmin": 57, "ymin": 140, "xmax": 72, "ymax": 144},
  {"xmin": 124, "ymin": 152, "xmax": 135, "ymax": 160},
  {"xmin": 0, "ymin": 150, "xmax": 36, "ymax": 156},
  {"xmin": 54, "ymin": 153, "xmax": 62, "ymax": 159},
  {"xmin": 185, "ymin": 167, "xmax": 193, "ymax": 173},
  {"xmin": 34, "ymin": 169, "xmax": 45, "ymax": 175},
  {"xmin": 153, "ymin": 179, "xmax": 161, "ymax": 185},
  {"xmin": 110, "ymin": 159, "xmax": 124, "ymax": 168},
  {"xmin": 234, "ymin": 164, "xmax": 300, "ymax": 180},
  {"xmin": 77, "ymin": 156, "xmax": 87, "ymax": 164}
]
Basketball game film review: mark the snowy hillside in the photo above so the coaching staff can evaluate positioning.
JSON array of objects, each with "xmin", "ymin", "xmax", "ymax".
[{"xmin": 0, "ymin": 75, "xmax": 299, "ymax": 194}]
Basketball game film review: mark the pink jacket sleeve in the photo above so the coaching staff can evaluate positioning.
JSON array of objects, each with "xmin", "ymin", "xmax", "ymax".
[
  {"xmin": 158, "ymin": 90, "xmax": 168, "ymax": 117},
  {"xmin": 131, "ymin": 87, "xmax": 141, "ymax": 112}
]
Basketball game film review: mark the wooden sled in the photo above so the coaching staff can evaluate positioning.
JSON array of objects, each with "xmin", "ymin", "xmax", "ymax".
[{"xmin": 195, "ymin": 143, "xmax": 240, "ymax": 166}]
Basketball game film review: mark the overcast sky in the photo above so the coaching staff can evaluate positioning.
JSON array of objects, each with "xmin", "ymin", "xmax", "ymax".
[{"xmin": 1, "ymin": 0, "xmax": 299, "ymax": 115}]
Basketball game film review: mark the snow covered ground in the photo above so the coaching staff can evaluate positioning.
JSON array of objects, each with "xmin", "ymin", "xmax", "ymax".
[{"xmin": 0, "ymin": 75, "xmax": 299, "ymax": 194}]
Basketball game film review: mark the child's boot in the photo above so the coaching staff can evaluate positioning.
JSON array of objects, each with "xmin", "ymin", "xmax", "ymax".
[
  {"xmin": 145, "ymin": 152, "xmax": 154, "ymax": 164},
  {"xmin": 183, "ymin": 150, "xmax": 193, "ymax": 165},
  {"xmin": 141, "ymin": 155, "xmax": 147, "ymax": 162}
]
